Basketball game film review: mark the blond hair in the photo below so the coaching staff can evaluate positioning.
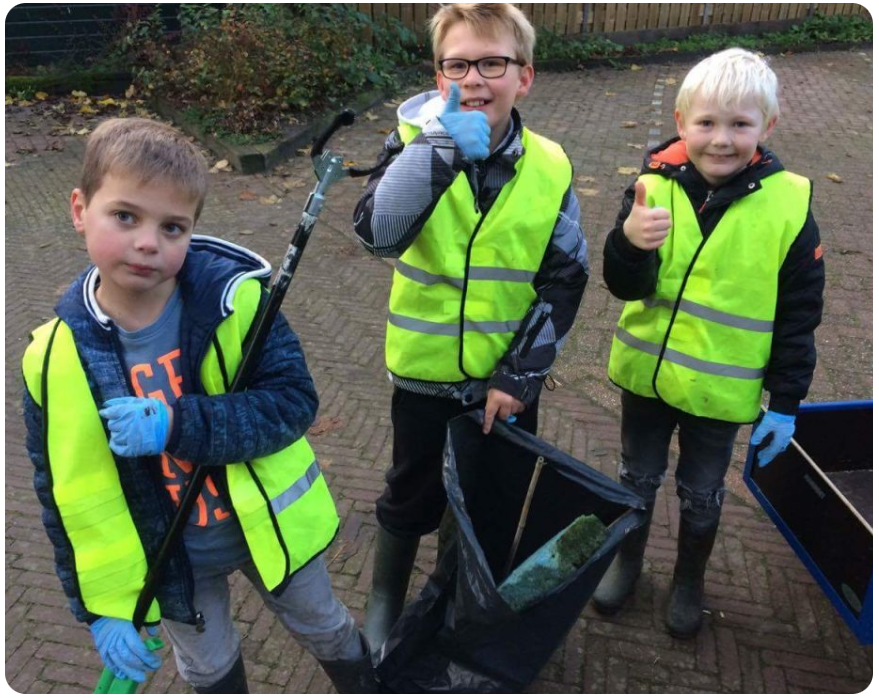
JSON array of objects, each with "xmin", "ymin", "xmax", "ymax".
[
  {"xmin": 429, "ymin": 3, "xmax": 536, "ymax": 66},
  {"xmin": 80, "ymin": 118, "xmax": 209, "ymax": 220},
  {"xmin": 676, "ymin": 48, "xmax": 779, "ymax": 127}
]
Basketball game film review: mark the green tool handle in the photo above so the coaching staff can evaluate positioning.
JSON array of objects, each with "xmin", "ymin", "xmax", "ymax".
[{"xmin": 93, "ymin": 637, "xmax": 164, "ymax": 694}]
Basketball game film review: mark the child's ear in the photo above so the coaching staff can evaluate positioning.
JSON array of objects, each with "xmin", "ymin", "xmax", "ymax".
[
  {"xmin": 761, "ymin": 116, "xmax": 778, "ymax": 141},
  {"xmin": 674, "ymin": 109, "xmax": 686, "ymax": 139},
  {"xmin": 516, "ymin": 64, "xmax": 535, "ymax": 99},
  {"xmin": 70, "ymin": 189, "xmax": 86, "ymax": 236}
]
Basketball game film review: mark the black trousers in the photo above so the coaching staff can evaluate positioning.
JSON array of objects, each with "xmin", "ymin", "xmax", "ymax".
[{"xmin": 376, "ymin": 387, "xmax": 540, "ymax": 536}]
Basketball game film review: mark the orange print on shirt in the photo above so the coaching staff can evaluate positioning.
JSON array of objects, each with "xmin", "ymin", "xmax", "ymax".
[{"xmin": 131, "ymin": 354, "xmax": 231, "ymax": 526}]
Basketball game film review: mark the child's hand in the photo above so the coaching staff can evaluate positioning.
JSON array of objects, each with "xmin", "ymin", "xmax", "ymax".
[
  {"xmin": 750, "ymin": 410, "xmax": 796, "ymax": 467},
  {"xmin": 99, "ymin": 397, "xmax": 171, "ymax": 457},
  {"xmin": 482, "ymin": 388, "xmax": 525, "ymax": 435},
  {"xmin": 438, "ymin": 82, "xmax": 490, "ymax": 161},
  {"xmin": 623, "ymin": 180, "xmax": 672, "ymax": 250},
  {"xmin": 89, "ymin": 616, "xmax": 162, "ymax": 682}
]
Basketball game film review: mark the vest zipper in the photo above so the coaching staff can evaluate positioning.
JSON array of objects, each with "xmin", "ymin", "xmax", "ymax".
[
  {"xmin": 470, "ymin": 164, "xmax": 481, "ymax": 213},
  {"xmin": 458, "ymin": 210, "xmax": 490, "ymax": 377},
  {"xmin": 698, "ymin": 189, "xmax": 714, "ymax": 214}
]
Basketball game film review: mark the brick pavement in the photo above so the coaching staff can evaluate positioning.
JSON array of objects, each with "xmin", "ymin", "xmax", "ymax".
[{"xmin": 5, "ymin": 48, "xmax": 872, "ymax": 693}]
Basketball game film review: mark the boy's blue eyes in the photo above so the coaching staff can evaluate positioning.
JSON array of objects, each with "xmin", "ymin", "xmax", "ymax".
[
  {"xmin": 696, "ymin": 120, "xmax": 753, "ymax": 128},
  {"xmin": 114, "ymin": 211, "xmax": 186, "ymax": 235}
]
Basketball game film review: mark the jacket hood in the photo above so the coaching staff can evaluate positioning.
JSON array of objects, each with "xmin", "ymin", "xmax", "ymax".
[
  {"xmin": 397, "ymin": 89, "xmax": 445, "ymax": 129},
  {"xmin": 641, "ymin": 137, "xmax": 783, "ymax": 184}
]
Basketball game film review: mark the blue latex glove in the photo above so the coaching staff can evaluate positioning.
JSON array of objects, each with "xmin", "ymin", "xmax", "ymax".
[
  {"xmin": 438, "ymin": 82, "xmax": 490, "ymax": 161},
  {"xmin": 90, "ymin": 617, "xmax": 162, "ymax": 682},
  {"xmin": 99, "ymin": 397, "xmax": 169, "ymax": 457},
  {"xmin": 750, "ymin": 410, "xmax": 796, "ymax": 467}
]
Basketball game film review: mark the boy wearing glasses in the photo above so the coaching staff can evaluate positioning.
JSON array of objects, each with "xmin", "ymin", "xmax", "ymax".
[{"xmin": 353, "ymin": 3, "xmax": 588, "ymax": 652}]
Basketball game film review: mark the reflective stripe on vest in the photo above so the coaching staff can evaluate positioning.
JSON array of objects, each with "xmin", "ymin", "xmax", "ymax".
[
  {"xmin": 607, "ymin": 171, "xmax": 811, "ymax": 422},
  {"xmin": 386, "ymin": 127, "xmax": 571, "ymax": 381}
]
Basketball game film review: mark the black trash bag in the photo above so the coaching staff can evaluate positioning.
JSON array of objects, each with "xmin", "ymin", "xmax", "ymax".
[{"xmin": 375, "ymin": 410, "xmax": 647, "ymax": 693}]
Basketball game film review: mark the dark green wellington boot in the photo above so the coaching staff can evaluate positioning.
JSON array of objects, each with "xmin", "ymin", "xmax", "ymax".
[
  {"xmin": 592, "ymin": 502, "xmax": 655, "ymax": 615},
  {"xmin": 665, "ymin": 518, "xmax": 719, "ymax": 639},
  {"xmin": 363, "ymin": 527, "xmax": 420, "ymax": 653}
]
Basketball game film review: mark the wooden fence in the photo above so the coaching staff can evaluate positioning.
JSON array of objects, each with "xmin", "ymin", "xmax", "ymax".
[{"xmin": 357, "ymin": 3, "xmax": 870, "ymax": 38}]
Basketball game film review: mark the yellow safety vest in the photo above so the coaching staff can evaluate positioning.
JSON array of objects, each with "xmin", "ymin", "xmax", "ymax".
[
  {"xmin": 387, "ymin": 125, "xmax": 571, "ymax": 381},
  {"xmin": 608, "ymin": 170, "xmax": 811, "ymax": 422},
  {"xmin": 22, "ymin": 279, "xmax": 339, "ymax": 621}
]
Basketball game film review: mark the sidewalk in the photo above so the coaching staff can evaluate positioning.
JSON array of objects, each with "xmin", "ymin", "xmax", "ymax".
[{"xmin": 5, "ymin": 48, "xmax": 873, "ymax": 693}]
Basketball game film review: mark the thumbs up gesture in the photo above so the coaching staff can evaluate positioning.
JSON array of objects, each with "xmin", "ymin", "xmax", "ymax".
[
  {"xmin": 438, "ymin": 82, "xmax": 490, "ymax": 161},
  {"xmin": 623, "ymin": 180, "xmax": 672, "ymax": 250}
]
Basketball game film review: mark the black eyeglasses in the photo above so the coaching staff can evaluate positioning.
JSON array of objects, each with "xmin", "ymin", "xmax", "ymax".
[{"xmin": 438, "ymin": 56, "xmax": 524, "ymax": 80}]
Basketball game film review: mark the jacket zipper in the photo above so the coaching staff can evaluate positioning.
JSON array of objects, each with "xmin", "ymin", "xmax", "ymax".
[{"xmin": 698, "ymin": 189, "xmax": 714, "ymax": 214}]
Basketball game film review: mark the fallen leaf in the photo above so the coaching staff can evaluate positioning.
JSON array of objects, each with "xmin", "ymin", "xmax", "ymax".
[
  {"xmin": 297, "ymin": 146, "xmax": 311, "ymax": 156},
  {"xmin": 383, "ymin": 100, "xmax": 401, "ymax": 108},
  {"xmin": 664, "ymin": 77, "xmax": 677, "ymax": 86},
  {"xmin": 621, "ymin": 121, "xmax": 639, "ymax": 128},
  {"xmin": 343, "ymin": 160, "xmax": 358, "ymax": 167},
  {"xmin": 5, "ymin": 161, "xmax": 15, "ymax": 168},
  {"xmin": 605, "ymin": 91, "xmax": 617, "ymax": 97},
  {"xmin": 363, "ymin": 111, "xmax": 379, "ymax": 121},
  {"xmin": 125, "ymin": 84, "xmax": 136, "ymax": 99},
  {"xmin": 80, "ymin": 105, "xmax": 97, "ymax": 115},
  {"xmin": 5, "ymin": 95, "xmax": 12, "ymax": 105},
  {"xmin": 826, "ymin": 173, "xmax": 844, "ymax": 183},
  {"xmin": 309, "ymin": 415, "xmax": 343, "ymax": 436},
  {"xmin": 626, "ymin": 142, "xmax": 645, "ymax": 149},
  {"xmin": 17, "ymin": 99, "xmax": 34, "ymax": 108},
  {"xmin": 260, "ymin": 194, "xmax": 282, "ymax": 205},
  {"xmin": 39, "ymin": 241, "xmax": 53, "ymax": 248},
  {"xmin": 577, "ymin": 175, "xmax": 596, "ymax": 183},
  {"xmin": 239, "ymin": 229, "xmax": 254, "ymax": 236},
  {"xmin": 210, "ymin": 159, "xmax": 233, "ymax": 173},
  {"xmin": 617, "ymin": 166, "xmax": 640, "ymax": 176},
  {"xmin": 238, "ymin": 190, "xmax": 259, "ymax": 201},
  {"xmin": 35, "ymin": 91, "xmax": 49, "ymax": 100},
  {"xmin": 71, "ymin": 90, "xmax": 87, "ymax": 99},
  {"xmin": 377, "ymin": 127, "xmax": 393, "ymax": 135},
  {"xmin": 282, "ymin": 178, "xmax": 307, "ymax": 190},
  {"xmin": 630, "ymin": 64, "xmax": 643, "ymax": 71},
  {"xmin": 97, "ymin": 97, "xmax": 117, "ymax": 106},
  {"xmin": 75, "ymin": 127, "xmax": 91, "ymax": 136},
  {"xmin": 577, "ymin": 188, "xmax": 599, "ymax": 197}
]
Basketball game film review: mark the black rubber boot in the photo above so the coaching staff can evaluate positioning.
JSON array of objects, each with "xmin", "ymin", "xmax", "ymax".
[
  {"xmin": 363, "ymin": 527, "xmax": 420, "ymax": 653},
  {"xmin": 194, "ymin": 652, "xmax": 249, "ymax": 693},
  {"xmin": 665, "ymin": 518, "xmax": 719, "ymax": 639},
  {"xmin": 318, "ymin": 632, "xmax": 379, "ymax": 694},
  {"xmin": 592, "ymin": 502, "xmax": 655, "ymax": 616}
]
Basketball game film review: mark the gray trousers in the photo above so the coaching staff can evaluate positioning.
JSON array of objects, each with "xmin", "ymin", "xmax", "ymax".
[
  {"xmin": 162, "ymin": 556, "xmax": 361, "ymax": 688},
  {"xmin": 619, "ymin": 390, "xmax": 740, "ymax": 531}
]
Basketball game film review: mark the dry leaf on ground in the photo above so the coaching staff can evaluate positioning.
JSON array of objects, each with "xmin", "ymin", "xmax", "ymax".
[
  {"xmin": 826, "ymin": 173, "xmax": 844, "ymax": 183},
  {"xmin": 238, "ymin": 190, "xmax": 259, "ymax": 201},
  {"xmin": 309, "ymin": 415, "xmax": 343, "ymax": 436},
  {"xmin": 627, "ymin": 143, "xmax": 645, "ymax": 149},
  {"xmin": 577, "ymin": 175, "xmax": 596, "ymax": 183},
  {"xmin": 617, "ymin": 166, "xmax": 640, "ymax": 176},
  {"xmin": 577, "ymin": 188, "xmax": 599, "ymax": 197},
  {"xmin": 260, "ymin": 194, "xmax": 282, "ymax": 205},
  {"xmin": 630, "ymin": 64, "xmax": 643, "ymax": 71},
  {"xmin": 621, "ymin": 121, "xmax": 639, "ymax": 128}
]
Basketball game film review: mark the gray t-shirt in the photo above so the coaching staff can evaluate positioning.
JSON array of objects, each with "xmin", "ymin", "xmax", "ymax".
[{"xmin": 116, "ymin": 287, "xmax": 249, "ymax": 568}]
